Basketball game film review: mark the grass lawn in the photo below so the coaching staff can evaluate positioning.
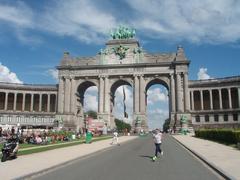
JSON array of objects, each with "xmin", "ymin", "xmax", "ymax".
[{"xmin": 0, "ymin": 136, "xmax": 112, "ymax": 157}]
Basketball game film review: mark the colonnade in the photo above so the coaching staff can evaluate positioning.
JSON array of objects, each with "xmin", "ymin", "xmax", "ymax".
[
  {"xmin": 190, "ymin": 87, "xmax": 240, "ymax": 111},
  {"xmin": 0, "ymin": 91, "xmax": 57, "ymax": 113}
]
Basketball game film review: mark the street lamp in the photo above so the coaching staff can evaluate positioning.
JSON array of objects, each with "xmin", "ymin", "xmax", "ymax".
[{"xmin": 17, "ymin": 123, "xmax": 21, "ymax": 136}]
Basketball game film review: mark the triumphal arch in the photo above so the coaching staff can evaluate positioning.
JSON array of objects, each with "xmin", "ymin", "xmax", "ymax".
[{"xmin": 57, "ymin": 27, "xmax": 191, "ymax": 132}]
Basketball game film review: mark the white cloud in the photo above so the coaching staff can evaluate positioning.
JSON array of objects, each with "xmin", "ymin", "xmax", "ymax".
[
  {"xmin": 126, "ymin": 0, "xmax": 240, "ymax": 44},
  {"xmin": 1, "ymin": 0, "xmax": 240, "ymax": 44},
  {"xmin": 47, "ymin": 69, "xmax": 58, "ymax": 82},
  {"xmin": 0, "ymin": 63, "xmax": 23, "ymax": 84},
  {"xmin": 84, "ymin": 86, "xmax": 98, "ymax": 112},
  {"xmin": 147, "ymin": 88, "xmax": 168, "ymax": 104},
  {"xmin": 197, "ymin": 67, "xmax": 211, "ymax": 80},
  {"xmin": 147, "ymin": 108, "xmax": 169, "ymax": 130},
  {"xmin": 40, "ymin": 0, "xmax": 117, "ymax": 44},
  {"xmin": 0, "ymin": 2, "xmax": 33, "ymax": 28}
]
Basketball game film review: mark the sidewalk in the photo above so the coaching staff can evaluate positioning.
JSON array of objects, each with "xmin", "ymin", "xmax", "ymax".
[
  {"xmin": 173, "ymin": 134, "xmax": 240, "ymax": 180},
  {"xmin": 0, "ymin": 136, "xmax": 137, "ymax": 180}
]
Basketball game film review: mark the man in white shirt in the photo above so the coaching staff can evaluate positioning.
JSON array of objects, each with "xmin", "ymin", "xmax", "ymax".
[
  {"xmin": 111, "ymin": 130, "xmax": 120, "ymax": 145},
  {"xmin": 152, "ymin": 129, "xmax": 163, "ymax": 161}
]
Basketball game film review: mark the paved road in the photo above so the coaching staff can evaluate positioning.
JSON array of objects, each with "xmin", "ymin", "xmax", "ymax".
[{"xmin": 32, "ymin": 135, "xmax": 223, "ymax": 180}]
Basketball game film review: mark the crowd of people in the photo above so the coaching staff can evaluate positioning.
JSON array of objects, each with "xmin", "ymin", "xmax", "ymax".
[{"xmin": 0, "ymin": 126, "xmax": 82, "ymax": 145}]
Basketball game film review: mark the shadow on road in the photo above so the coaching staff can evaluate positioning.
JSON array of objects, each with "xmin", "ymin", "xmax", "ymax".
[{"xmin": 139, "ymin": 155, "xmax": 153, "ymax": 160}]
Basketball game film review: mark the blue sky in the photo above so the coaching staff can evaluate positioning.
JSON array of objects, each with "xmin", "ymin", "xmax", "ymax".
[{"xmin": 0, "ymin": 0, "xmax": 240, "ymax": 129}]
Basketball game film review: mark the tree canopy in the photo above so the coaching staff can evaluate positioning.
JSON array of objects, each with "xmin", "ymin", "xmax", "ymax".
[
  {"xmin": 114, "ymin": 118, "xmax": 131, "ymax": 132},
  {"xmin": 85, "ymin": 110, "xmax": 97, "ymax": 119},
  {"xmin": 163, "ymin": 118, "xmax": 170, "ymax": 132}
]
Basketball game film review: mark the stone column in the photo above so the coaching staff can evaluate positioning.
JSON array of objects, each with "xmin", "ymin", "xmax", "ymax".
[
  {"xmin": 64, "ymin": 78, "xmax": 71, "ymax": 113},
  {"xmin": 31, "ymin": 94, "xmax": 34, "ymax": 112},
  {"xmin": 39, "ymin": 93, "xmax": 42, "ymax": 112},
  {"xmin": 71, "ymin": 78, "xmax": 76, "ymax": 113},
  {"xmin": 200, "ymin": 90, "xmax": 203, "ymax": 110},
  {"xmin": 98, "ymin": 76, "xmax": 104, "ymax": 113},
  {"xmin": 134, "ymin": 75, "xmax": 139, "ymax": 113},
  {"xmin": 176, "ymin": 73, "xmax": 183, "ymax": 112},
  {"xmin": 228, "ymin": 88, "xmax": 232, "ymax": 109},
  {"xmin": 190, "ymin": 91, "xmax": 194, "ymax": 110},
  {"xmin": 13, "ymin": 93, "xmax": 17, "ymax": 111},
  {"xmin": 170, "ymin": 74, "xmax": 176, "ymax": 112},
  {"xmin": 55, "ymin": 93, "xmax": 57, "ymax": 112},
  {"xmin": 4, "ymin": 92, "xmax": 8, "ymax": 110},
  {"xmin": 184, "ymin": 73, "xmax": 190, "ymax": 111},
  {"xmin": 58, "ymin": 77, "xmax": 64, "ymax": 113},
  {"xmin": 22, "ymin": 93, "xmax": 25, "ymax": 111},
  {"xmin": 139, "ymin": 75, "xmax": 145, "ymax": 113},
  {"xmin": 238, "ymin": 88, "xmax": 240, "ymax": 108},
  {"xmin": 219, "ymin": 89, "xmax": 223, "ymax": 109},
  {"xmin": 104, "ymin": 76, "xmax": 110, "ymax": 113},
  {"xmin": 47, "ymin": 94, "xmax": 50, "ymax": 112},
  {"xmin": 209, "ymin": 90, "xmax": 213, "ymax": 110}
]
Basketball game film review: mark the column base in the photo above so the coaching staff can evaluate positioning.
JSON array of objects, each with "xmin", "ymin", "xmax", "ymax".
[
  {"xmin": 174, "ymin": 112, "xmax": 192, "ymax": 133},
  {"xmin": 132, "ymin": 113, "xmax": 148, "ymax": 133},
  {"xmin": 56, "ymin": 114, "xmax": 84, "ymax": 132}
]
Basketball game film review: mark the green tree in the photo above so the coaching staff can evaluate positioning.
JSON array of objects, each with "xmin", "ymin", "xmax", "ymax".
[
  {"xmin": 114, "ymin": 119, "xmax": 131, "ymax": 132},
  {"xmin": 163, "ymin": 118, "xmax": 170, "ymax": 132},
  {"xmin": 85, "ymin": 110, "xmax": 97, "ymax": 119}
]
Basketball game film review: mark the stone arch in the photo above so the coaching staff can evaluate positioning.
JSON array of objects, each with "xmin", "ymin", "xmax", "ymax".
[
  {"xmin": 77, "ymin": 80, "xmax": 97, "ymax": 105},
  {"xmin": 110, "ymin": 79, "xmax": 132, "ymax": 95},
  {"xmin": 145, "ymin": 77, "xmax": 169, "ymax": 92}
]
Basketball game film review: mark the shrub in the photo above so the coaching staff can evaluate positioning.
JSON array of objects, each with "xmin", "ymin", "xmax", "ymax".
[{"xmin": 195, "ymin": 129, "xmax": 240, "ymax": 144}]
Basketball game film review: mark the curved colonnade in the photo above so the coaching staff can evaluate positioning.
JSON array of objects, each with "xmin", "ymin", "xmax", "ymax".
[{"xmin": 0, "ymin": 83, "xmax": 57, "ymax": 128}]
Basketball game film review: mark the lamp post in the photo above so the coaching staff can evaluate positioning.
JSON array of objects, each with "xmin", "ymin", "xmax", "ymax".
[{"xmin": 17, "ymin": 123, "xmax": 20, "ymax": 136}]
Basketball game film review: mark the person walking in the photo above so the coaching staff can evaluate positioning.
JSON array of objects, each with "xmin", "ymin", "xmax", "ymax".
[
  {"xmin": 152, "ymin": 129, "xmax": 163, "ymax": 161},
  {"xmin": 111, "ymin": 130, "xmax": 120, "ymax": 145}
]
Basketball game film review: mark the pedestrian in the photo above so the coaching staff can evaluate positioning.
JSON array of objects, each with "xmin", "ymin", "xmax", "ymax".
[
  {"xmin": 11, "ymin": 126, "xmax": 15, "ymax": 135},
  {"xmin": 111, "ymin": 129, "xmax": 120, "ymax": 145},
  {"xmin": 0, "ymin": 127, "xmax": 2, "ymax": 137},
  {"xmin": 152, "ymin": 129, "xmax": 163, "ymax": 161}
]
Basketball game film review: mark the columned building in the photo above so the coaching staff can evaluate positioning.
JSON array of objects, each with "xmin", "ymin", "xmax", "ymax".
[
  {"xmin": 0, "ymin": 83, "xmax": 57, "ymax": 128},
  {"xmin": 0, "ymin": 32, "xmax": 239, "ymax": 131},
  {"xmin": 189, "ymin": 76, "xmax": 240, "ymax": 129}
]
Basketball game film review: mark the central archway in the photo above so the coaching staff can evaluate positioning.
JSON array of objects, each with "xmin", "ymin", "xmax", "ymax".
[{"xmin": 145, "ymin": 79, "xmax": 169, "ymax": 130}]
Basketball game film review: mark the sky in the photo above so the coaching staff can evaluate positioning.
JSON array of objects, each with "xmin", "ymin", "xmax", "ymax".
[{"xmin": 0, "ymin": 0, "xmax": 240, "ymax": 129}]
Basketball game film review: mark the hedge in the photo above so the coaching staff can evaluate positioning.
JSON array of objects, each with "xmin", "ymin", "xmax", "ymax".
[{"xmin": 195, "ymin": 129, "xmax": 240, "ymax": 144}]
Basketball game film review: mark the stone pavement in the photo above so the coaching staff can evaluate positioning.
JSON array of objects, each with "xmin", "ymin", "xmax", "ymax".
[
  {"xmin": 173, "ymin": 134, "xmax": 240, "ymax": 180},
  {"xmin": 0, "ymin": 136, "xmax": 137, "ymax": 180}
]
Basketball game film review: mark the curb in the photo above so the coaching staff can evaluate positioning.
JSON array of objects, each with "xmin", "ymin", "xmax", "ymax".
[
  {"xmin": 172, "ymin": 136, "xmax": 235, "ymax": 180},
  {"xmin": 15, "ymin": 136, "xmax": 138, "ymax": 180}
]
